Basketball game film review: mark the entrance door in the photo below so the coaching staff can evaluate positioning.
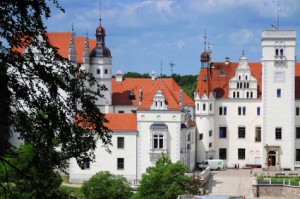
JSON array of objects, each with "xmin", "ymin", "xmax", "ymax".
[{"xmin": 268, "ymin": 151, "xmax": 276, "ymax": 166}]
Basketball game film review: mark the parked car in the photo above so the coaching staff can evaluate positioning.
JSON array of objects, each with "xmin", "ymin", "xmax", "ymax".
[{"xmin": 198, "ymin": 161, "xmax": 208, "ymax": 170}]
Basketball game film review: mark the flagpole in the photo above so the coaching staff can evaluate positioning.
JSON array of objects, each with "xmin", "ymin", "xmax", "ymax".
[{"xmin": 277, "ymin": 2, "xmax": 279, "ymax": 29}]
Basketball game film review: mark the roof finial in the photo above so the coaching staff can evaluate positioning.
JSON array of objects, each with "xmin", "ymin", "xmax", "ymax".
[
  {"xmin": 208, "ymin": 38, "xmax": 211, "ymax": 52},
  {"xmin": 160, "ymin": 60, "xmax": 163, "ymax": 80},
  {"xmin": 99, "ymin": 2, "xmax": 102, "ymax": 25},
  {"xmin": 242, "ymin": 48, "xmax": 245, "ymax": 56},
  {"xmin": 71, "ymin": 23, "xmax": 74, "ymax": 34},
  {"xmin": 204, "ymin": 29, "xmax": 207, "ymax": 51}
]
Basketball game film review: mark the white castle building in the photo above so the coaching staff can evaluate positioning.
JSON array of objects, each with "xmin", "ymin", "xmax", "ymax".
[{"xmin": 14, "ymin": 20, "xmax": 300, "ymax": 184}]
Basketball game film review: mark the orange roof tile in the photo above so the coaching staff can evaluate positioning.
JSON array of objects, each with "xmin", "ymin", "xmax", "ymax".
[
  {"xmin": 47, "ymin": 32, "xmax": 96, "ymax": 63},
  {"xmin": 137, "ymin": 79, "xmax": 181, "ymax": 110},
  {"xmin": 196, "ymin": 62, "xmax": 262, "ymax": 98},
  {"xmin": 112, "ymin": 78, "xmax": 194, "ymax": 110},
  {"xmin": 105, "ymin": 113, "xmax": 137, "ymax": 132},
  {"xmin": 296, "ymin": 63, "xmax": 300, "ymax": 99}
]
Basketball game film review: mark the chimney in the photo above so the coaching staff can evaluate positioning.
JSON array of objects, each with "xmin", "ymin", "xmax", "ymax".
[
  {"xmin": 116, "ymin": 70, "xmax": 123, "ymax": 82},
  {"xmin": 151, "ymin": 71, "xmax": 156, "ymax": 81},
  {"xmin": 224, "ymin": 57, "xmax": 230, "ymax": 65},
  {"xmin": 179, "ymin": 89, "xmax": 183, "ymax": 109},
  {"xmin": 139, "ymin": 88, "xmax": 142, "ymax": 105}
]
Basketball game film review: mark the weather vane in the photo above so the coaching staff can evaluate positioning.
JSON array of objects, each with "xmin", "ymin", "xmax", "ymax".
[{"xmin": 170, "ymin": 61, "xmax": 175, "ymax": 75}]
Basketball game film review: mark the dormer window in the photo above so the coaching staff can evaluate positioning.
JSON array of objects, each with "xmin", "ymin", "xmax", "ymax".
[
  {"xmin": 150, "ymin": 89, "xmax": 168, "ymax": 110},
  {"xmin": 129, "ymin": 90, "xmax": 135, "ymax": 101},
  {"xmin": 220, "ymin": 70, "xmax": 226, "ymax": 76}
]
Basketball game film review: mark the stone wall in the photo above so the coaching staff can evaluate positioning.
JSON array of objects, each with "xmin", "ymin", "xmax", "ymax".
[{"xmin": 252, "ymin": 184, "xmax": 300, "ymax": 198}]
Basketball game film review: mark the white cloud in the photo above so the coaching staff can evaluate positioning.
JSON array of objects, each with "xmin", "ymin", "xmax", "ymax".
[
  {"xmin": 175, "ymin": 40, "xmax": 185, "ymax": 48},
  {"xmin": 229, "ymin": 29, "xmax": 254, "ymax": 45}
]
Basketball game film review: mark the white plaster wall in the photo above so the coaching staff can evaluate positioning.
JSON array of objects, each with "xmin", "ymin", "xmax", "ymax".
[
  {"xmin": 262, "ymin": 30, "xmax": 296, "ymax": 170},
  {"xmin": 136, "ymin": 111, "xmax": 182, "ymax": 179},
  {"xmin": 213, "ymin": 100, "xmax": 262, "ymax": 167},
  {"xmin": 69, "ymin": 132, "xmax": 137, "ymax": 183}
]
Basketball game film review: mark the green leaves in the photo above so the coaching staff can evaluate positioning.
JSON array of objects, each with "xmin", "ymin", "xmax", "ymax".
[
  {"xmin": 82, "ymin": 171, "xmax": 133, "ymax": 199},
  {"xmin": 133, "ymin": 155, "xmax": 189, "ymax": 199}
]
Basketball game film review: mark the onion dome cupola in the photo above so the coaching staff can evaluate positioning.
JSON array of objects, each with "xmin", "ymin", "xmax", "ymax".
[
  {"xmin": 90, "ymin": 19, "xmax": 112, "ymax": 58},
  {"xmin": 200, "ymin": 50, "xmax": 210, "ymax": 68}
]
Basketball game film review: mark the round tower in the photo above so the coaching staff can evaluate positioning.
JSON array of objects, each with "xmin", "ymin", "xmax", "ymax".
[{"xmin": 89, "ymin": 20, "xmax": 112, "ymax": 110}]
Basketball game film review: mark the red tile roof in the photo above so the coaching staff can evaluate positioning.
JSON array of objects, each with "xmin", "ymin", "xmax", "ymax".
[
  {"xmin": 112, "ymin": 78, "xmax": 194, "ymax": 110},
  {"xmin": 105, "ymin": 113, "xmax": 137, "ymax": 132},
  {"xmin": 47, "ymin": 32, "xmax": 96, "ymax": 63},
  {"xmin": 196, "ymin": 62, "xmax": 262, "ymax": 98},
  {"xmin": 296, "ymin": 63, "xmax": 300, "ymax": 99}
]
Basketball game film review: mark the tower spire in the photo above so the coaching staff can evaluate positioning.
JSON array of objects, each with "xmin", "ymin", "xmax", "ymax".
[
  {"xmin": 160, "ymin": 60, "xmax": 163, "ymax": 80},
  {"xmin": 204, "ymin": 29, "xmax": 207, "ymax": 51},
  {"xmin": 99, "ymin": 2, "xmax": 102, "ymax": 25}
]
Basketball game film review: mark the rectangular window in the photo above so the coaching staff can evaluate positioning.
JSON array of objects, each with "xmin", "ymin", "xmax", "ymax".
[
  {"xmin": 219, "ymin": 107, "xmax": 223, "ymax": 115},
  {"xmin": 238, "ymin": 107, "xmax": 241, "ymax": 115},
  {"xmin": 238, "ymin": 127, "xmax": 246, "ymax": 138},
  {"xmin": 117, "ymin": 137, "xmax": 124, "ymax": 149},
  {"xmin": 209, "ymin": 130, "xmax": 213, "ymax": 137},
  {"xmin": 209, "ymin": 103, "xmax": 212, "ymax": 111},
  {"xmin": 296, "ymin": 127, "xmax": 300, "ymax": 139},
  {"xmin": 275, "ymin": 127, "xmax": 282, "ymax": 140},
  {"xmin": 238, "ymin": 148, "xmax": 246, "ymax": 160},
  {"xmin": 203, "ymin": 104, "xmax": 206, "ymax": 111},
  {"xmin": 199, "ymin": 133, "xmax": 203, "ymax": 140},
  {"xmin": 224, "ymin": 107, "xmax": 227, "ymax": 115},
  {"xmin": 209, "ymin": 142, "xmax": 212, "ymax": 148},
  {"xmin": 154, "ymin": 134, "xmax": 164, "ymax": 149},
  {"xmin": 219, "ymin": 148, "xmax": 227, "ymax": 160},
  {"xmin": 296, "ymin": 149, "xmax": 300, "ymax": 161},
  {"xmin": 296, "ymin": 107, "xmax": 300, "ymax": 116},
  {"xmin": 243, "ymin": 107, "xmax": 246, "ymax": 115},
  {"xmin": 118, "ymin": 110, "xmax": 124, "ymax": 113},
  {"xmin": 96, "ymin": 69, "xmax": 101, "ymax": 74},
  {"xmin": 197, "ymin": 103, "xmax": 199, "ymax": 111},
  {"xmin": 219, "ymin": 127, "xmax": 227, "ymax": 138},
  {"xmin": 255, "ymin": 127, "xmax": 261, "ymax": 142},
  {"xmin": 237, "ymin": 92, "xmax": 240, "ymax": 98},
  {"xmin": 187, "ymin": 133, "xmax": 190, "ymax": 141},
  {"xmin": 80, "ymin": 159, "xmax": 90, "ymax": 170},
  {"xmin": 257, "ymin": 107, "xmax": 261, "ymax": 116},
  {"xmin": 277, "ymin": 89, "xmax": 281, "ymax": 98},
  {"xmin": 105, "ymin": 69, "xmax": 108, "ymax": 74},
  {"xmin": 117, "ymin": 158, "xmax": 124, "ymax": 170}
]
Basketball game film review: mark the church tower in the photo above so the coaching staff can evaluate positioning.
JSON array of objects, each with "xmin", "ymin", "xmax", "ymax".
[
  {"xmin": 261, "ymin": 29, "xmax": 296, "ymax": 170},
  {"xmin": 89, "ymin": 19, "xmax": 112, "ymax": 113}
]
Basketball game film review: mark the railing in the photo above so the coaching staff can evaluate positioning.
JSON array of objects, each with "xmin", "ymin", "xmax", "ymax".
[{"xmin": 256, "ymin": 178, "xmax": 300, "ymax": 187}]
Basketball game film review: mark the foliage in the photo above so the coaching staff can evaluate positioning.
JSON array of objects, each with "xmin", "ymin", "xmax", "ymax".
[
  {"xmin": 123, "ymin": 72, "xmax": 151, "ymax": 78},
  {"xmin": 60, "ymin": 186, "xmax": 85, "ymax": 198},
  {"xmin": 82, "ymin": 171, "xmax": 132, "ymax": 199},
  {"xmin": 184, "ymin": 174, "xmax": 205, "ymax": 195},
  {"xmin": 0, "ymin": 145, "xmax": 68, "ymax": 198},
  {"xmin": 0, "ymin": 0, "xmax": 112, "ymax": 197},
  {"xmin": 132, "ymin": 155, "xmax": 189, "ymax": 199}
]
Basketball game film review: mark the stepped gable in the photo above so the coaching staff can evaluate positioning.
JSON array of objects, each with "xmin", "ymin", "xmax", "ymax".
[
  {"xmin": 137, "ymin": 79, "xmax": 181, "ymax": 111},
  {"xmin": 105, "ymin": 113, "xmax": 137, "ymax": 132},
  {"xmin": 112, "ymin": 78, "xmax": 194, "ymax": 107},
  {"xmin": 196, "ymin": 62, "xmax": 262, "ymax": 98}
]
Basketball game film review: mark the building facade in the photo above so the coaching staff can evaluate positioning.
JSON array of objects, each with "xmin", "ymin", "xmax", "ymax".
[{"xmin": 195, "ymin": 29, "xmax": 300, "ymax": 171}]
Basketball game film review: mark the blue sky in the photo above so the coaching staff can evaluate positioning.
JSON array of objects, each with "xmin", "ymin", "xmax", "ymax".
[{"xmin": 45, "ymin": 0, "xmax": 300, "ymax": 75}]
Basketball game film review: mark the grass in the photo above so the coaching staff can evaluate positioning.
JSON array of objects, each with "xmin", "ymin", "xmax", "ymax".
[{"xmin": 60, "ymin": 186, "xmax": 85, "ymax": 198}]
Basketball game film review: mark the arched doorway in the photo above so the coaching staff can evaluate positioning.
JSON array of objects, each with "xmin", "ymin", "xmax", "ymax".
[{"xmin": 268, "ymin": 151, "xmax": 276, "ymax": 166}]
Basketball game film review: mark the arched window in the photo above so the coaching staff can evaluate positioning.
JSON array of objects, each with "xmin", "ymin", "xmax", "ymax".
[
  {"xmin": 247, "ymin": 83, "xmax": 249, "ymax": 88},
  {"xmin": 233, "ymin": 92, "xmax": 236, "ymax": 98},
  {"xmin": 237, "ymin": 82, "xmax": 239, "ymax": 89}
]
